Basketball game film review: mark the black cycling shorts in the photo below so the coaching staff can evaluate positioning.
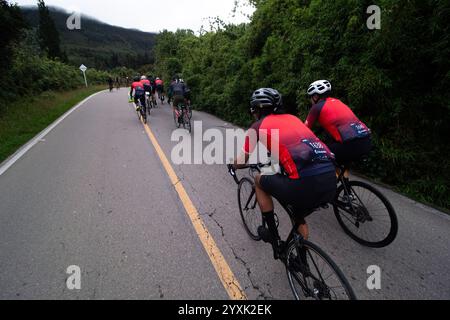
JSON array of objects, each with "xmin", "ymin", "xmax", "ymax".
[
  {"xmin": 173, "ymin": 95, "xmax": 185, "ymax": 107},
  {"xmin": 134, "ymin": 94, "xmax": 145, "ymax": 107},
  {"xmin": 329, "ymin": 136, "xmax": 372, "ymax": 165},
  {"xmin": 260, "ymin": 171, "xmax": 337, "ymax": 224}
]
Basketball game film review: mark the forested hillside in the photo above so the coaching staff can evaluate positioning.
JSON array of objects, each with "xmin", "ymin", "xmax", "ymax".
[
  {"xmin": 22, "ymin": 6, "xmax": 156, "ymax": 69},
  {"xmin": 154, "ymin": 0, "xmax": 450, "ymax": 209},
  {"xmin": 0, "ymin": 1, "xmax": 116, "ymax": 107}
]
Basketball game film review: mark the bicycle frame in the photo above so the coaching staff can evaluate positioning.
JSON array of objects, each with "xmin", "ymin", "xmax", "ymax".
[
  {"xmin": 228, "ymin": 164, "xmax": 355, "ymax": 299},
  {"xmin": 334, "ymin": 163, "xmax": 370, "ymax": 221}
]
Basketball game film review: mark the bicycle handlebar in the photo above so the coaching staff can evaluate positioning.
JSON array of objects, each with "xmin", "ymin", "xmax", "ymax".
[{"xmin": 227, "ymin": 162, "xmax": 271, "ymax": 185}]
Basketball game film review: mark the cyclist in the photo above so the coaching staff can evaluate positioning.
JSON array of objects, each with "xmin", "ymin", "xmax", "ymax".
[
  {"xmin": 167, "ymin": 75, "xmax": 179, "ymax": 104},
  {"xmin": 169, "ymin": 78, "xmax": 187, "ymax": 121},
  {"xmin": 305, "ymin": 80, "xmax": 372, "ymax": 167},
  {"xmin": 148, "ymin": 75, "xmax": 157, "ymax": 106},
  {"xmin": 155, "ymin": 77, "xmax": 165, "ymax": 101},
  {"xmin": 230, "ymin": 88, "xmax": 337, "ymax": 259},
  {"xmin": 108, "ymin": 77, "xmax": 114, "ymax": 92},
  {"xmin": 130, "ymin": 76, "xmax": 145, "ymax": 111},
  {"xmin": 140, "ymin": 75, "xmax": 152, "ymax": 107}
]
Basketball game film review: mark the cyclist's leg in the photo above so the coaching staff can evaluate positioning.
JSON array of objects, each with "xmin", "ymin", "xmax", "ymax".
[
  {"xmin": 134, "ymin": 96, "xmax": 140, "ymax": 110},
  {"xmin": 329, "ymin": 141, "xmax": 349, "ymax": 178},
  {"xmin": 173, "ymin": 95, "xmax": 183, "ymax": 118},
  {"xmin": 255, "ymin": 175, "xmax": 274, "ymax": 213},
  {"xmin": 259, "ymin": 171, "xmax": 336, "ymax": 240},
  {"xmin": 152, "ymin": 87, "xmax": 157, "ymax": 105},
  {"xmin": 255, "ymin": 174, "xmax": 279, "ymax": 248},
  {"xmin": 135, "ymin": 95, "xmax": 145, "ymax": 112},
  {"xmin": 329, "ymin": 137, "xmax": 372, "ymax": 177},
  {"xmin": 142, "ymin": 96, "xmax": 146, "ymax": 110}
]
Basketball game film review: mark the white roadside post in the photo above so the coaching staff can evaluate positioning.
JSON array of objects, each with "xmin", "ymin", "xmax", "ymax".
[{"xmin": 79, "ymin": 64, "xmax": 88, "ymax": 87}]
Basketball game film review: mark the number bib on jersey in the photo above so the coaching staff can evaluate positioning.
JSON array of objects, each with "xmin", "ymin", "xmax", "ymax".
[
  {"xmin": 338, "ymin": 121, "xmax": 370, "ymax": 142},
  {"xmin": 301, "ymin": 139, "xmax": 330, "ymax": 163}
]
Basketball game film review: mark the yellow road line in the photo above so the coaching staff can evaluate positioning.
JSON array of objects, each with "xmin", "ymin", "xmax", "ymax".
[{"xmin": 141, "ymin": 121, "xmax": 246, "ymax": 300}]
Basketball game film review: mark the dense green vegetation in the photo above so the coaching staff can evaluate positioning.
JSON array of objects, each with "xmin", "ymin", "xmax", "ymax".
[
  {"xmin": 0, "ymin": 1, "xmax": 123, "ymax": 111},
  {"xmin": 22, "ymin": 6, "xmax": 156, "ymax": 70},
  {"xmin": 154, "ymin": 0, "xmax": 450, "ymax": 209}
]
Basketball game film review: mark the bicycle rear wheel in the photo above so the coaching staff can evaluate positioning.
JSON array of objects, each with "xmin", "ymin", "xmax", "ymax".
[
  {"xmin": 173, "ymin": 110, "xmax": 181, "ymax": 128},
  {"xmin": 183, "ymin": 110, "xmax": 192, "ymax": 133},
  {"xmin": 238, "ymin": 178, "xmax": 263, "ymax": 241},
  {"xmin": 333, "ymin": 180, "xmax": 398, "ymax": 248},
  {"xmin": 141, "ymin": 105, "xmax": 147, "ymax": 124},
  {"xmin": 147, "ymin": 99, "xmax": 152, "ymax": 116},
  {"xmin": 286, "ymin": 239, "xmax": 356, "ymax": 300}
]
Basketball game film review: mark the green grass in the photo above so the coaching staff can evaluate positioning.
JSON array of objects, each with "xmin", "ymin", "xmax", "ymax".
[{"xmin": 0, "ymin": 85, "xmax": 104, "ymax": 163}]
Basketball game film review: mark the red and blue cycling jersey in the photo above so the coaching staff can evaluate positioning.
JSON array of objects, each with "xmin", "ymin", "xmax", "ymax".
[
  {"xmin": 140, "ymin": 79, "xmax": 151, "ymax": 92},
  {"xmin": 131, "ymin": 81, "xmax": 145, "ymax": 96},
  {"xmin": 243, "ymin": 114, "xmax": 334, "ymax": 180},
  {"xmin": 306, "ymin": 97, "xmax": 371, "ymax": 143}
]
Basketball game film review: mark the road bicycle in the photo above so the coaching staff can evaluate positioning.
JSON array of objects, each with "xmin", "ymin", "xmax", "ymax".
[
  {"xmin": 173, "ymin": 103, "xmax": 192, "ymax": 133},
  {"xmin": 151, "ymin": 91, "xmax": 158, "ymax": 108},
  {"xmin": 332, "ymin": 162, "xmax": 398, "ymax": 248},
  {"xmin": 186, "ymin": 102, "xmax": 193, "ymax": 120},
  {"xmin": 228, "ymin": 164, "xmax": 356, "ymax": 300},
  {"xmin": 134, "ymin": 97, "xmax": 147, "ymax": 124},
  {"xmin": 157, "ymin": 87, "xmax": 165, "ymax": 104},
  {"xmin": 145, "ymin": 92, "xmax": 153, "ymax": 116}
]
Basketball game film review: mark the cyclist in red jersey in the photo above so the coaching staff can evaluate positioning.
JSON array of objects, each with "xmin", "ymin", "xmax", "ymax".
[
  {"xmin": 155, "ymin": 77, "xmax": 165, "ymax": 100},
  {"xmin": 130, "ymin": 76, "xmax": 145, "ymax": 111},
  {"xmin": 140, "ymin": 76, "xmax": 151, "ymax": 93},
  {"xmin": 230, "ymin": 88, "xmax": 336, "ymax": 259},
  {"xmin": 305, "ymin": 80, "xmax": 372, "ymax": 166}
]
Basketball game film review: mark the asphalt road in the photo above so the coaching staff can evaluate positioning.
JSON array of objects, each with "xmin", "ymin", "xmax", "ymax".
[{"xmin": 0, "ymin": 89, "xmax": 449, "ymax": 300}]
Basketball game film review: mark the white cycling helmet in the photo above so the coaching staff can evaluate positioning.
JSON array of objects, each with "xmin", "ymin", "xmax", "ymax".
[
  {"xmin": 156, "ymin": 77, "xmax": 160, "ymax": 80},
  {"xmin": 141, "ymin": 75, "xmax": 147, "ymax": 80},
  {"xmin": 307, "ymin": 80, "xmax": 332, "ymax": 96},
  {"xmin": 179, "ymin": 79, "xmax": 185, "ymax": 83}
]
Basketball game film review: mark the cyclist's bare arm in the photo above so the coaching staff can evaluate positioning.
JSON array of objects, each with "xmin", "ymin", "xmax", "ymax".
[{"xmin": 233, "ymin": 152, "xmax": 250, "ymax": 170}]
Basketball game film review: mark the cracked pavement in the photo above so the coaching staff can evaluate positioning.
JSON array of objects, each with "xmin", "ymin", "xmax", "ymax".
[{"xmin": 0, "ymin": 90, "xmax": 449, "ymax": 300}]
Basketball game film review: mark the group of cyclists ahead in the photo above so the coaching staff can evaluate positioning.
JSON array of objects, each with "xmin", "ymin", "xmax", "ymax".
[
  {"xmin": 129, "ymin": 75, "xmax": 165, "ymax": 111},
  {"xmin": 129, "ymin": 74, "xmax": 191, "ymax": 126}
]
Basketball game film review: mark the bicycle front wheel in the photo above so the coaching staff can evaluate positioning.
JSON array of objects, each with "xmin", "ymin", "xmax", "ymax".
[
  {"xmin": 238, "ymin": 178, "xmax": 263, "ymax": 241},
  {"xmin": 286, "ymin": 239, "xmax": 356, "ymax": 300},
  {"xmin": 333, "ymin": 180, "xmax": 398, "ymax": 248}
]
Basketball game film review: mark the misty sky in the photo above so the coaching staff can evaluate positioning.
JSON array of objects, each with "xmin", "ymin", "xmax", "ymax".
[{"xmin": 14, "ymin": 0, "xmax": 255, "ymax": 33}]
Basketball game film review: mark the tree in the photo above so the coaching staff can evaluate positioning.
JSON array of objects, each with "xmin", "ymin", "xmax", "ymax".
[
  {"xmin": 0, "ymin": 0, "xmax": 27, "ymax": 103},
  {"xmin": 37, "ymin": 0, "xmax": 63, "ymax": 60}
]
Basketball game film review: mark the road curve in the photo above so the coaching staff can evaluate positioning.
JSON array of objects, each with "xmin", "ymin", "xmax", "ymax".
[{"xmin": 0, "ymin": 89, "xmax": 449, "ymax": 300}]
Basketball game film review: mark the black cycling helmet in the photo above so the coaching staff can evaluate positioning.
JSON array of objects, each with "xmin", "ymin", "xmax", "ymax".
[
  {"xmin": 133, "ymin": 76, "xmax": 140, "ymax": 82},
  {"xmin": 250, "ymin": 88, "xmax": 282, "ymax": 114}
]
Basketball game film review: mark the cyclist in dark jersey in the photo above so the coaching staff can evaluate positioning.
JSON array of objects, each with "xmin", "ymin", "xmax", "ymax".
[
  {"xmin": 148, "ymin": 76, "xmax": 157, "ymax": 106},
  {"xmin": 231, "ymin": 88, "xmax": 336, "ymax": 258},
  {"xmin": 169, "ymin": 79, "xmax": 187, "ymax": 119},
  {"xmin": 306, "ymin": 80, "xmax": 372, "ymax": 166}
]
